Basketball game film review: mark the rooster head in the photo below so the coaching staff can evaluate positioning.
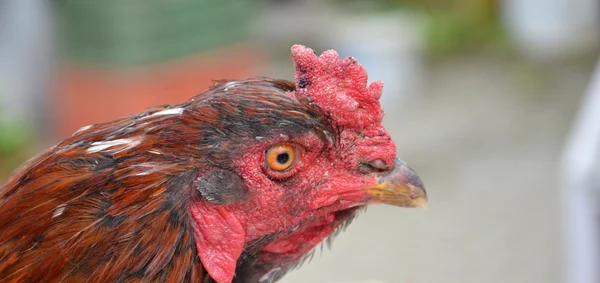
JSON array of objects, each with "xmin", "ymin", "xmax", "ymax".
[{"xmin": 189, "ymin": 45, "xmax": 427, "ymax": 282}]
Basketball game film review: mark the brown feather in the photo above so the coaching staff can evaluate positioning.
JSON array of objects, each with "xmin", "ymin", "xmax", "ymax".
[{"xmin": 0, "ymin": 78, "xmax": 328, "ymax": 282}]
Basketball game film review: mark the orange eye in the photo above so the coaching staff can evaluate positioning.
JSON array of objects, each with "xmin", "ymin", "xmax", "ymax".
[{"xmin": 266, "ymin": 144, "xmax": 297, "ymax": 171}]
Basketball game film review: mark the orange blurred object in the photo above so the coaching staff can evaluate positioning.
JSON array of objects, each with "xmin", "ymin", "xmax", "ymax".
[{"xmin": 54, "ymin": 44, "xmax": 265, "ymax": 139}]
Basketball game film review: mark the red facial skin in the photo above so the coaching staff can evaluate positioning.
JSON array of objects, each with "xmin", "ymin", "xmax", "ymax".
[
  {"xmin": 190, "ymin": 128, "xmax": 396, "ymax": 282},
  {"xmin": 189, "ymin": 45, "xmax": 396, "ymax": 283}
]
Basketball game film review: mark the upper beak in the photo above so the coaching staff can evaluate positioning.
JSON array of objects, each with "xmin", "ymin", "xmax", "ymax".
[{"xmin": 366, "ymin": 158, "xmax": 428, "ymax": 208}]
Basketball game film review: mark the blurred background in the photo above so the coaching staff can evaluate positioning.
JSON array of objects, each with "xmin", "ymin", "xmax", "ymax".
[{"xmin": 0, "ymin": 0, "xmax": 599, "ymax": 282}]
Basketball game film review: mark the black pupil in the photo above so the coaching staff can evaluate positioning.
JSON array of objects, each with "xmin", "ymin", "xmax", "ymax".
[{"xmin": 276, "ymin": 152, "xmax": 290, "ymax": 164}]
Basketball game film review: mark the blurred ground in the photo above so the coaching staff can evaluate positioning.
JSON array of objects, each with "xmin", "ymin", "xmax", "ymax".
[{"xmin": 281, "ymin": 55, "xmax": 593, "ymax": 283}]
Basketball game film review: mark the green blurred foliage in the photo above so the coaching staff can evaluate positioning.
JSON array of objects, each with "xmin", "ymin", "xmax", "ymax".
[
  {"xmin": 0, "ymin": 119, "xmax": 33, "ymax": 181},
  {"xmin": 424, "ymin": 10, "xmax": 507, "ymax": 57},
  {"xmin": 0, "ymin": 123, "xmax": 28, "ymax": 154},
  {"xmin": 60, "ymin": 0, "xmax": 255, "ymax": 67},
  {"xmin": 336, "ymin": 0, "xmax": 507, "ymax": 57},
  {"xmin": 394, "ymin": 0, "xmax": 506, "ymax": 56}
]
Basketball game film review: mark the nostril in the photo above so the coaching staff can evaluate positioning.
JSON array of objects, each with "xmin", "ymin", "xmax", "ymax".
[
  {"xmin": 357, "ymin": 159, "xmax": 393, "ymax": 174},
  {"xmin": 369, "ymin": 159, "xmax": 390, "ymax": 171}
]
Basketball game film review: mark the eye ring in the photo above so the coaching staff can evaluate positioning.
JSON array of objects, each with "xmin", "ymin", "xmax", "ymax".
[{"xmin": 265, "ymin": 144, "xmax": 297, "ymax": 172}]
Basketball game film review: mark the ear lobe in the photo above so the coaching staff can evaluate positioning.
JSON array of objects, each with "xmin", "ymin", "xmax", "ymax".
[
  {"xmin": 189, "ymin": 203, "xmax": 245, "ymax": 283},
  {"xmin": 196, "ymin": 168, "xmax": 247, "ymax": 205}
]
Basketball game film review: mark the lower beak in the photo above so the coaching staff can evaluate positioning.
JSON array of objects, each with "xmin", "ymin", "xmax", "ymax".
[{"xmin": 366, "ymin": 158, "xmax": 428, "ymax": 208}]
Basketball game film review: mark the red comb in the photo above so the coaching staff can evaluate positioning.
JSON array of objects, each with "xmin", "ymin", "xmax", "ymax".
[{"xmin": 290, "ymin": 45, "xmax": 384, "ymax": 130}]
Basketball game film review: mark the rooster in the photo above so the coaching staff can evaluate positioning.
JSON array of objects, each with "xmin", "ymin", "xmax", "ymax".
[{"xmin": 0, "ymin": 45, "xmax": 427, "ymax": 283}]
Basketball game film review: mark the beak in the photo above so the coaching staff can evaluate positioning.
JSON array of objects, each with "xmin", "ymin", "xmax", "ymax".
[{"xmin": 366, "ymin": 158, "xmax": 428, "ymax": 208}]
